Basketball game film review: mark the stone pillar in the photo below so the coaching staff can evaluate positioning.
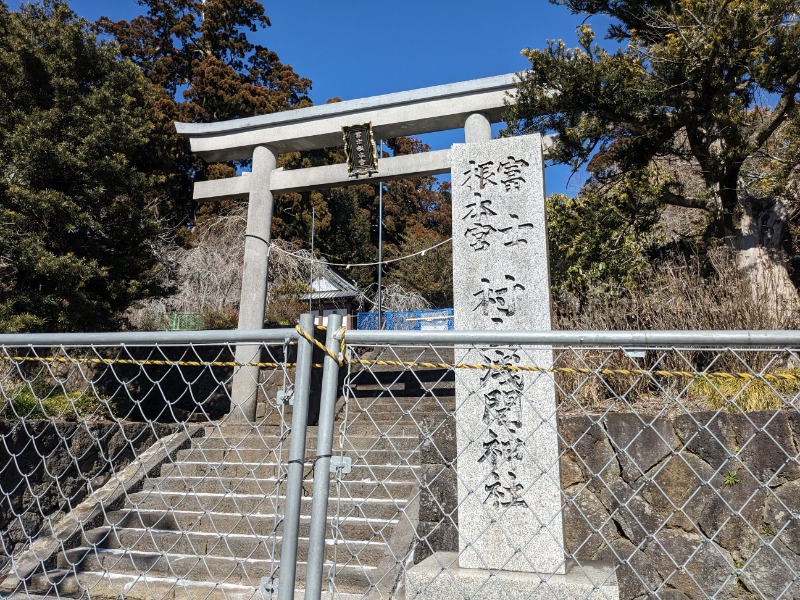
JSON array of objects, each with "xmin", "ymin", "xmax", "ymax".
[
  {"xmin": 406, "ymin": 133, "xmax": 619, "ymax": 598},
  {"xmin": 464, "ymin": 113, "xmax": 491, "ymax": 143},
  {"xmin": 229, "ymin": 145, "xmax": 278, "ymax": 423},
  {"xmin": 451, "ymin": 133, "xmax": 563, "ymax": 573}
]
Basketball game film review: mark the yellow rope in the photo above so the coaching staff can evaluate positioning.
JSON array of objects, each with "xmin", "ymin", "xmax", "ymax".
[
  {"xmin": 0, "ymin": 355, "xmax": 288, "ymax": 369},
  {"xmin": 3, "ymin": 351, "xmax": 798, "ymax": 383},
  {"xmin": 294, "ymin": 324, "xmax": 344, "ymax": 366},
  {"xmin": 345, "ymin": 358, "xmax": 800, "ymax": 383},
  {"xmin": 339, "ymin": 327, "xmax": 347, "ymax": 363}
]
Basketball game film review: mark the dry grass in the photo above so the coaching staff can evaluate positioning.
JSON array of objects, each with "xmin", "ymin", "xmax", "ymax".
[
  {"xmin": 688, "ymin": 373, "xmax": 800, "ymax": 412},
  {"xmin": 554, "ymin": 250, "xmax": 800, "ymax": 412}
]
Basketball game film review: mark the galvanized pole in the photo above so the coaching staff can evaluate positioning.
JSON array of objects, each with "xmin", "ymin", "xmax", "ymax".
[
  {"xmin": 277, "ymin": 313, "xmax": 314, "ymax": 600},
  {"xmin": 376, "ymin": 139, "xmax": 384, "ymax": 330},
  {"xmin": 304, "ymin": 313, "xmax": 343, "ymax": 599}
]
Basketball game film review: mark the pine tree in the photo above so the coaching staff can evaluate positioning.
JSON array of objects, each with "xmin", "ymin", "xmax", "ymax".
[{"xmin": 508, "ymin": 0, "xmax": 800, "ymax": 314}]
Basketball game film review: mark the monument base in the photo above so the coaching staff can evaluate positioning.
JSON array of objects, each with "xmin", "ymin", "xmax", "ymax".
[{"xmin": 405, "ymin": 552, "xmax": 619, "ymax": 600}]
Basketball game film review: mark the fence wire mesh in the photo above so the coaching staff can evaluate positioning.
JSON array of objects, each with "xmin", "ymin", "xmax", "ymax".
[
  {"xmin": 0, "ymin": 330, "xmax": 799, "ymax": 599},
  {"xmin": 0, "ymin": 334, "xmax": 297, "ymax": 599},
  {"xmin": 332, "ymin": 339, "xmax": 800, "ymax": 599}
]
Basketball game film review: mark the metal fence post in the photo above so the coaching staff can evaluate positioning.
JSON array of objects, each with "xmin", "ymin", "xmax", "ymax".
[
  {"xmin": 278, "ymin": 313, "xmax": 314, "ymax": 600},
  {"xmin": 304, "ymin": 314, "xmax": 343, "ymax": 600}
]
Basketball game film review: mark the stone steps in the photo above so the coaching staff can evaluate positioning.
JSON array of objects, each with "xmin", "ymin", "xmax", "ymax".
[
  {"xmin": 338, "ymin": 417, "xmax": 448, "ymax": 438},
  {"xmin": 29, "ymin": 569, "xmax": 265, "ymax": 600},
  {"xmin": 262, "ymin": 406, "xmax": 450, "ymax": 424},
  {"xmin": 75, "ymin": 527, "xmax": 388, "ymax": 565},
  {"xmin": 334, "ymin": 421, "xmax": 437, "ymax": 437},
  {"xmin": 23, "ymin": 355, "xmax": 455, "ymax": 598},
  {"xmin": 143, "ymin": 475, "xmax": 419, "ymax": 498},
  {"xmin": 106, "ymin": 509, "xmax": 401, "ymax": 540},
  {"xmin": 23, "ymin": 569, "xmax": 372, "ymax": 600},
  {"xmin": 343, "ymin": 410, "xmax": 451, "ymax": 422},
  {"xmin": 160, "ymin": 461, "xmax": 421, "ymax": 482},
  {"xmin": 260, "ymin": 416, "xmax": 449, "ymax": 437},
  {"xmin": 343, "ymin": 410, "xmax": 450, "ymax": 421},
  {"xmin": 174, "ymin": 447, "xmax": 420, "ymax": 464},
  {"xmin": 196, "ymin": 432, "xmax": 422, "ymax": 452},
  {"xmin": 126, "ymin": 490, "xmax": 409, "ymax": 520},
  {"xmin": 33, "ymin": 568, "xmax": 380, "ymax": 599},
  {"xmin": 57, "ymin": 547, "xmax": 376, "ymax": 590}
]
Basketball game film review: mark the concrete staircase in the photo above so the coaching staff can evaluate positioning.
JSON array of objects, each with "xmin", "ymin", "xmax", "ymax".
[{"xmin": 18, "ymin": 351, "xmax": 454, "ymax": 599}]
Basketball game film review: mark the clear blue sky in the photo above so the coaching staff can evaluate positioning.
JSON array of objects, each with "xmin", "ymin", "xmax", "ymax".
[{"xmin": 64, "ymin": 0, "xmax": 610, "ymax": 195}]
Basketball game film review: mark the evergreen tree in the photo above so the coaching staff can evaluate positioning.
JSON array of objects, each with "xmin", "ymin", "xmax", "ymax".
[
  {"xmin": 0, "ymin": 0, "xmax": 165, "ymax": 332},
  {"xmin": 546, "ymin": 175, "xmax": 662, "ymax": 308},
  {"xmin": 380, "ymin": 137, "xmax": 453, "ymax": 308},
  {"xmin": 508, "ymin": 0, "xmax": 800, "ymax": 314},
  {"xmin": 96, "ymin": 0, "xmax": 312, "ymax": 225}
]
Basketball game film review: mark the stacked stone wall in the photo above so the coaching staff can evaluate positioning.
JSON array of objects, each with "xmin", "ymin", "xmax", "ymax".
[
  {"xmin": 419, "ymin": 411, "xmax": 800, "ymax": 599},
  {"xmin": 0, "ymin": 421, "xmax": 177, "ymax": 570}
]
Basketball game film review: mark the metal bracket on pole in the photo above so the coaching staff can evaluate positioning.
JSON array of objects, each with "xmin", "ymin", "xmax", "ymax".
[
  {"xmin": 277, "ymin": 386, "xmax": 294, "ymax": 406},
  {"xmin": 330, "ymin": 456, "xmax": 352, "ymax": 475},
  {"xmin": 259, "ymin": 576, "xmax": 278, "ymax": 598}
]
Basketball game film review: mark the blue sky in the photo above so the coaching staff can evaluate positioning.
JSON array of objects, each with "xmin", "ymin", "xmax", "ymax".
[{"xmin": 66, "ymin": 0, "xmax": 610, "ymax": 195}]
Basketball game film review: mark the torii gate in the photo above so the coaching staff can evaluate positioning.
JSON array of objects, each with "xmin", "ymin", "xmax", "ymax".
[{"xmin": 176, "ymin": 74, "xmax": 518, "ymax": 423}]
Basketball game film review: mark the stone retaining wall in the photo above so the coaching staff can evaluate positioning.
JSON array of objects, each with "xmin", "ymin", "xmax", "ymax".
[
  {"xmin": 419, "ymin": 411, "xmax": 800, "ymax": 599},
  {"xmin": 0, "ymin": 420, "xmax": 177, "ymax": 570}
]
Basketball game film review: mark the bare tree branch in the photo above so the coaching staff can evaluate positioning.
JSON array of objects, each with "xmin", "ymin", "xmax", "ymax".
[
  {"xmin": 747, "ymin": 68, "xmax": 800, "ymax": 150},
  {"xmin": 661, "ymin": 189, "xmax": 709, "ymax": 211}
]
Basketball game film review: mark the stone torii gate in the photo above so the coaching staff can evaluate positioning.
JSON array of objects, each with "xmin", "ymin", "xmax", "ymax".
[
  {"xmin": 176, "ymin": 73, "xmax": 517, "ymax": 423},
  {"xmin": 177, "ymin": 74, "xmax": 619, "ymax": 598}
]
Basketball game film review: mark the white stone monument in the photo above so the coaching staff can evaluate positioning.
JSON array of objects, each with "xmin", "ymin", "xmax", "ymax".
[
  {"xmin": 452, "ymin": 134, "xmax": 564, "ymax": 573},
  {"xmin": 405, "ymin": 120, "xmax": 619, "ymax": 599}
]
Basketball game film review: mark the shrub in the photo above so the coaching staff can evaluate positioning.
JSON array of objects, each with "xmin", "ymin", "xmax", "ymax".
[
  {"xmin": 201, "ymin": 308, "xmax": 238, "ymax": 330},
  {"xmin": 1, "ymin": 385, "xmax": 114, "ymax": 421},
  {"xmin": 689, "ymin": 373, "xmax": 800, "ymax": 412}
]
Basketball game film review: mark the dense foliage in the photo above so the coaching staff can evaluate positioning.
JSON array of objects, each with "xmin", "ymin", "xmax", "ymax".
[
  {"xmin": 509, "ymin": 0, "xmax": 800, "ymax": 314},
  {"xmin": 0, "ymin": 0, "xmax": 165, "ymax": 332},
  {"xmin": 547, "ymin": 173, "xmax": 661, "ymax": 307},
  {"xmin": 96, "ymin": 0, "xmax": 312, "ymax": 226}
]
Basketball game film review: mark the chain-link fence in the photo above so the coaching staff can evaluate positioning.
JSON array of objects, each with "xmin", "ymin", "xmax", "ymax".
[
  {"xmin": 336, "ymin": 329, "xmax": 800, "ymax": 599},
  {"xmin": 1, "ymin": 324, "xmax": 799, "ymax": 598},
  {"xmin": 0, "ymin": 328, "xmax": 298, "ymax": 599}
]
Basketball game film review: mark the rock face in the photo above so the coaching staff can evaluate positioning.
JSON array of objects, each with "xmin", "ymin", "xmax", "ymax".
[
  {"xmin": 420, "ymin": 410, "xmax": 800, "ymax": 600},
  {"xmin": 0, "ymin": 421, "xmax": 176, "ymax": 570}
]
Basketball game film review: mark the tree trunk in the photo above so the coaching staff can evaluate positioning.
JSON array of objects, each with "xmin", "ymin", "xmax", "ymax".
[{"xmin": 734, "ymin": 194, "xmax": 799, "ymax": 323}]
